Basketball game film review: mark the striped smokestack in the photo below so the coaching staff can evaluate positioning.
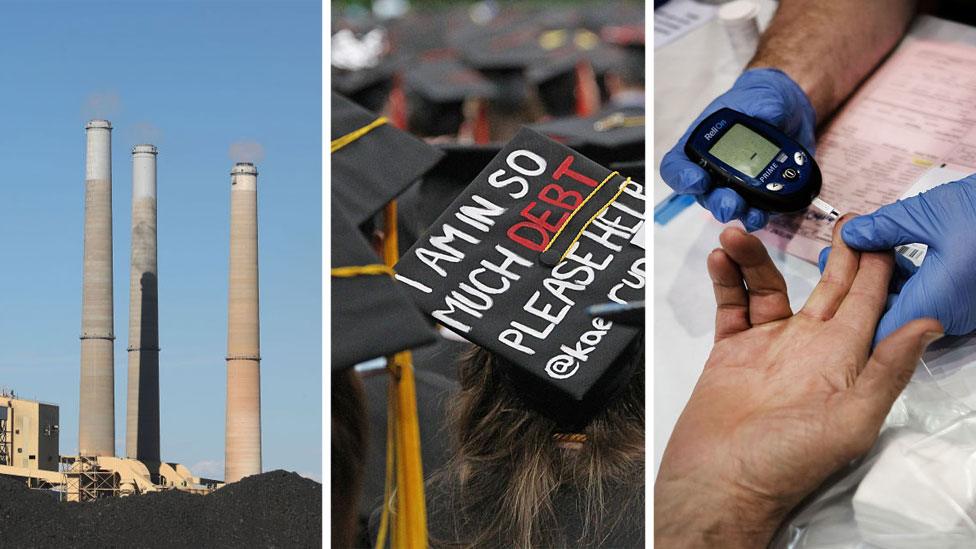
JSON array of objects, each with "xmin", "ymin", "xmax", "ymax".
[
  {"xmin": 225, "ymin": 162, "xmax": 262, "ymax": 482},
  {"xmin": 79, "ymin": 119, "xmax": 115, "ymax": 457},
  {"xmin": 126, "ymin": 144, "xmax": 160, "ymax": 462}
]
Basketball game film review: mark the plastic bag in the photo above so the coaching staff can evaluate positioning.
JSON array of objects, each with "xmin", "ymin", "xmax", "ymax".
[{"xmin": 771, "ymin": 335, "xmax": 976, "ymax": 549}]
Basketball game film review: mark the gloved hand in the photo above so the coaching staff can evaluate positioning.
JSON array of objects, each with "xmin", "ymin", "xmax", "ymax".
[
  {"xmin": 660, "ymin": 68, "xmax": 817, "ymax": 232},
  {"xmin": 818, "ymin": 174, "xmax": 976, "ymax": 344}
]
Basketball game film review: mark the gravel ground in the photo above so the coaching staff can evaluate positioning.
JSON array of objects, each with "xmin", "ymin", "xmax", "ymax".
[{"xmin": 0, "ymin": 470, "xmax": 321, "ymax": 548}]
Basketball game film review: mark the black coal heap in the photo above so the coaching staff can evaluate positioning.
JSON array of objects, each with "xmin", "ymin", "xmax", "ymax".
[{"xmin": 0, "ymin": 470, "xmax": 321, "ymax": 548}]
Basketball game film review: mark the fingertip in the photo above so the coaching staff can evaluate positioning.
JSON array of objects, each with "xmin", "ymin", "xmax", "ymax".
[
  {"xmin": 817, "ymin": 246, "xmax": 831, "ymax": 273},
  {"xmin": 876, "ymin": 316, "xmax": 944, "ymax": 352},
  {"xmin": 742, "ymin": 208, "xmax": 769, "ymax": 232},
  {"xmin": 840, "ymin": 215, "xmax": 875, "ymax": 249},
  {"xmin": 661, "ymin": 152, "xmax": 710, "ymax": 194},
  {"xmin": 709, "ymin": 188, "xmax": 746, "ymax": 223},
  {"xmin": 678, "ymin": 167, "xmax": 709, "ymax": 194},
  {"xmin": 706, "ymin": 247, "xmax": 729, "ymax": 271},
  {"xmin": 706, "ymin": 247, "xmax": 739, "ymax": 284},
  {"xmin": 718, "ymin": 225, "xmax": 748, "ymax": 248}
]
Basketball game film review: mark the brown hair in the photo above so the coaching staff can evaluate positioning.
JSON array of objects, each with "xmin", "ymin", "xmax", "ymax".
[
  {"xmin": 331, "ymin": 370, "xmax": 367, "ymax": 549},
  {"xmin": 428, "ymin": 335, "xmax": 645, "ymax": 548}
]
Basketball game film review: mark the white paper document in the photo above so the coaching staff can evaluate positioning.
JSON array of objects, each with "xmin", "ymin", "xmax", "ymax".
[
  {"xmin": 654, "ymin": 0, "xmax": 717, "ymax": 50},
  {"xmin": 759, "ymin": 38, "xmax": 976, "ymax": 263}
]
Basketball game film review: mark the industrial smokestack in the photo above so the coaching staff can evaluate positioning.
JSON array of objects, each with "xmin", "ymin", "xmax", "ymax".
[
  {"xmin": 126, "ymin": 144, "xmax": 160, "ymax": 462},
  {"xmin": 225, "ymin": 162, "xmax": 262, "ymax": 483},
  {"xmin": 79, "ymin": 119, "xmax": 115, "ymax": 457}
]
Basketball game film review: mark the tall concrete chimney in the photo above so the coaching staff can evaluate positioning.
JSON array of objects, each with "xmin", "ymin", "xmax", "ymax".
[
  {"xmin": 225, "ymin": 162, "xmax": 262, "ymax": 482},
  {"xmin": 126, "ymin": 145, "xmax": 160, "ymax": 462},
  {"xmin": 79, "ymin": 119, "xmax": 115, "ymax": 457}
]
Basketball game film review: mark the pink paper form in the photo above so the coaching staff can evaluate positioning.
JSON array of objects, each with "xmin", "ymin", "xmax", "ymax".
[{"xmin": 760, "ymin": 39, "xmax": 976, "ymax": 263}]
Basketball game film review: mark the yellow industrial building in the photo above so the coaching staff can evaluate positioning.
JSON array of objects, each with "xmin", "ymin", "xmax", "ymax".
[{"xmin": 0, "ymin": 393, "xmax": 221, "ymax": 502}]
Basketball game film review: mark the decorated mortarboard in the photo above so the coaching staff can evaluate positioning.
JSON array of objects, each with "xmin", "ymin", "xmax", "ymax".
[
  {"xmin": 331, "ymin": 92, "xmax": 444, "ymax": 227},
  {"xmin": 530, "ymin": 106, "xmax": 645, "ymax": 167},
  {"xmin": 331, "ymin": 203, "xmax": 437, "ymax": 371},
  {"xmin": 394, "ymin": 127, "xmax": 647, "ymax": 425}
]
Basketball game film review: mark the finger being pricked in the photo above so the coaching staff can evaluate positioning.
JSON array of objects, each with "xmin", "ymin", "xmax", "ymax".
[
  {"xmin": 718, "ymin": 227, "xmax": 792, "ymax": 326},
  {"xmin": 802, "ymin": 215, "xmax": 864, "ymax": 321},
  {"xmin": 833, "ymin": 239, "xmax": 895, "ymax": 347}
]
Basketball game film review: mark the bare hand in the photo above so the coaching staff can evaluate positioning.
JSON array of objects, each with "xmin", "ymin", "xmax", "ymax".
[{"xmin": 655, "ymin": 218, "xmax": 943, "ymax": 547}]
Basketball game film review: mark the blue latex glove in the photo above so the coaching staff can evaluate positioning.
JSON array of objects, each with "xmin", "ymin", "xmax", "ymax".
[
  {"xmin": 660, "ymin": 68, "xmax": 817, "ymax": 232},
  {"xmin": 819, "ymin": 175, "xmax": 976, "ymax": 345}
]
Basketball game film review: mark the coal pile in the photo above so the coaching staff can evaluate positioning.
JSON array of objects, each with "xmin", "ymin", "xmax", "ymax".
[{"xmin": 0, "ymin": 470, "xmax": 321, "ymax": 548}]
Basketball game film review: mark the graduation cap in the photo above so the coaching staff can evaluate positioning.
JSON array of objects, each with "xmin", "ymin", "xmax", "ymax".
[
  {"xmin": 331, "ymin": 26, "xmax": 401, "ymax": 113},
  {"xmin": 332, "ymin": 91, "xmax": 446, "ymax": 546},
  {"xmin": 600, "ymin": 23, "xmax": 646, "ymax": 92},
  {"xmin": 331, "ymin": 92, "xmax": 444, "ymax": 228},
  {"xmin": 530, "ymin": 106, "xmax": 645, "ymax": 167},
  {"xmin": 580, "ymin": 1, "xmax": 645, "ymax": 33},
  {"xmin": 404, "ymin": 58, "xmax": 499, "ymax": 138},
  {"xmin": 526, "ymin": 51, "xmax": 583, "ymax": 118},
  {"xmin": 386, "ymin": 7, "xmax": 471, "ymax": 59},
  {"xmin": 394, "ymin": 127, "xmax": 647, "ymax": 426},
  {"xmin": 331, "ymin": 204, "xmax": 437, "ymax": 371}
]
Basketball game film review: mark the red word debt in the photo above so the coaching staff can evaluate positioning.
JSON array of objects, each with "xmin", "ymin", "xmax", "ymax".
[{"xmin": 506, "ymin": 156, "xmax": 599, "ymax": 252}]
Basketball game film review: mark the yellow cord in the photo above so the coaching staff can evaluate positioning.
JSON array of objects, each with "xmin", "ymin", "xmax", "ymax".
[
  {"xmin": 557, "ymin": 178, "xmax": 632, "ymax": 263},
  {"xmin": 373, "ymin": 373, "xmax": 396, "ymax": 549},
  {"xmin": 370, "ymin": 200, "xmax": 427, "ymax": 549},
  {"xmin": 542, "ymin": 171, "xmax": 618, "ymax": 254},
  {"xmin": 331, "ymin": 116, "xmax": 389, "ymax": 153},
  {"xmin": 330, "ymin": 264, "xmax": 394, "ymax": 278}
]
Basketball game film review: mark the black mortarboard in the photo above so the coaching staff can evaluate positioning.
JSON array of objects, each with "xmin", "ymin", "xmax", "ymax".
[
  {"xmin": 331, "ymin": 92, "xmax": 444, "ymax": 227},
  {"xmin": 397, "ymin": 142, "xmax": 504, "ymax": 253},
  {"xmin": 394, "ymin": 128, "xmax": 646, "ymax": 426},
  {"xmin": 404, "ymin": 58, "xmax": 499, "ymax": 138},
  {"xmin": 331, "ymin": 204, "xmax": 437, "ymax": 371},
  {"xmin": 457, "ymin": 21, "xmax": 611, "ymax": 118},
  {"xmin": 405, "ymin": 58, "xmax": 498, "ymax": 104},
  {"xmin": 526, "ymin": 50, "xmax": 582, "ymax": 118},
  {"xmin": 332, "ymin": 63, "xmax": 397, "ymax": 114},
  {"xmin": 331, "ymin": 23, "xmax": 402, "ymax": 113},
  {"xmin": 530, "ymin": 106, "xmax": 645, "ymax": 167},
  {"xmin": 580, "ymin": 1, "xmax": 645, "ymax": 33}
]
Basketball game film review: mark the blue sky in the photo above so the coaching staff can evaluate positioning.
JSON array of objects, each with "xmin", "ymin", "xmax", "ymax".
[{"xmin": 0, "ymin": 0, "xmax": 322, "ymax": 480}]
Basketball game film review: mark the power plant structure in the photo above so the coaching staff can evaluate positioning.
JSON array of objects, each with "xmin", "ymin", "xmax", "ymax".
[
  {"xmin": 0, "ymin": 120, "xmax": 264, "ymax": 500},
  {"xmin": 126, "ymin": 144, "xmax": 160, "ymax": 462},
  {"xmin": 225, "ymin": 162, "xmax": 262, "ymax": 484},
  {"xmin": 79, "ymin": 119, "xmax": 116, "ymax": 458}
]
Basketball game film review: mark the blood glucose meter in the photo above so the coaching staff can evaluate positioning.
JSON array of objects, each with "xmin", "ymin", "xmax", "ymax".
[{"xmin": 686, "ymin": 107, "xmax": 823, "ymax": 213}]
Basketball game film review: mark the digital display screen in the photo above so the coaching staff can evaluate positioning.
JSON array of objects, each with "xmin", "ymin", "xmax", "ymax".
[{"xmin": 708, "ymin": 123, "xmax": 781, "ymax": 178}]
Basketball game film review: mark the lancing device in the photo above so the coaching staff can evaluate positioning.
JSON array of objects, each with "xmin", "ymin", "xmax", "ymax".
[{"xmin": 685, "ymin": 107, "xmax": 840, "ymax": 220}]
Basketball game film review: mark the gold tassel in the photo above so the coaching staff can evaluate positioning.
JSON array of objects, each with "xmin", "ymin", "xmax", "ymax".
[{"xmin": 374, "ymin": 200, "xmax": 428, "ymax": 549}]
